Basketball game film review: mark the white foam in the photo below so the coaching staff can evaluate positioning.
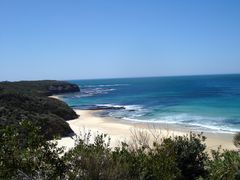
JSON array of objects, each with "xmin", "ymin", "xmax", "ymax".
[
  {"xmin": 96, "ymin": 104, "xmax": 123, "ymax": 108},
  {"xmin": 84, "ymin": 84, "xmax": 129, "ymax": 88},
  {"xmin": 78, "ymin": 88, "xmax": 116, "ymax": 97},
  {"xmin": 124, "ymin": 105, "xmax": 143, "ymax": 111},
  {"xmin": 95, "ymin": 104, "xmax": 144, "ymax": 111},
  {"xmin": 120, "ymin": 115, "xmax": 239, "ymax": 134}
]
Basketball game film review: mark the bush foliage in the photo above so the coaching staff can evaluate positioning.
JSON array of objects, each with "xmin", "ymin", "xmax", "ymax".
[
  {"xmin": 233, "ymin": 132, "xmax": 240, "ymax": 149},
  {"xmin": 0, "ymin": 120, "xmax": 66, "ymax": 179},
  {"xmin": 208, "ymin": 149, "xmax": 240, "ymax": 179},
  {"xmin": 1, "ymin": 121, "xmax": 240, "ymax": 179}
]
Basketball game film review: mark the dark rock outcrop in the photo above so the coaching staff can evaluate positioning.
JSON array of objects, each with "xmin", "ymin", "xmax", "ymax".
[{"xmin": 72, "ymin": 105, "xmax": 137, "ymax": 111}]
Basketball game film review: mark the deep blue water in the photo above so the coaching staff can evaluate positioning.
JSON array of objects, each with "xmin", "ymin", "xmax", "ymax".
[{"xmin": 59, "ymin": 74, "xmax": 240, "ymax": 133}]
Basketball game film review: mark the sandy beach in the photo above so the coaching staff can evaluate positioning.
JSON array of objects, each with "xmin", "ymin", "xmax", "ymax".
[{"xmin": 57, "ymin": 109, "xmax": 237, "ymax": 152}]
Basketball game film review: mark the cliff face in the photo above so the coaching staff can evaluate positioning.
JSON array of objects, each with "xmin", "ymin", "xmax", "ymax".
[{"xmin": 0, "ymin": 80, "xmax": 80, "ymax": 139}]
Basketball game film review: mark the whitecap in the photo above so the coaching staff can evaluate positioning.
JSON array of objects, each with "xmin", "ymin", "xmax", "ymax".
[
  {"xmin": 84, "ymin": 84, "xmax": 129, "ymax": 88},
  {"xmin": 120, "ymin": 114, "xmax": 240, "ymax": 134}
]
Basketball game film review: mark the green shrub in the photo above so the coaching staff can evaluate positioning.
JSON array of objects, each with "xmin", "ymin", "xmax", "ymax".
[
  {"xmin": 112, "ymin": 139, "xmax": 181, "ymax": 180},
  {"xmin": 233, "ymin": 132, "xmax": 240, "ymax": 148},
  {"xmin": 169, "ymin": 133, "xmax": 208, "ymax": 179},
  {"xmin": 63, "ymin": 132, "xmax": 129, "ymax": 179},
  {"xmin": 0, "ymin": 120, "xmax": 66, "ymax": 179},
  {"xmin": 208, "ymin": 150, "xmax": 240, "ymax": 180},
  {"xmin": 63, "ymin": 131, "xmax": 207, "ymax": 180},
  {"xmin": 3, "ymin": 121, "xmax": 239, "ymax": 180}
]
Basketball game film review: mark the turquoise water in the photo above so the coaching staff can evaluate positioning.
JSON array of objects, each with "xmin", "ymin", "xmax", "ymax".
[{"xmin": 60, "ymin": 74, "xmax": 240, "ymax": 133}]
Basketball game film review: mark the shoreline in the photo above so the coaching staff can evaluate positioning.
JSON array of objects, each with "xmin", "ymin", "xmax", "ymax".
[
  {"xmin": 49, "ymin": 95, "xmax": 61, "ymax": 100},
  {"xmin": 57, "ymin": 109, "xmax": 237, "ymax": 152}
]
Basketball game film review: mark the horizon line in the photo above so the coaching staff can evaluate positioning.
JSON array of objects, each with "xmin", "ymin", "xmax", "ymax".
[
  {"xmin": 66, "ymin": 73, "xmax": 240, "ymax": 82},
  {"xmin": 1, "ymin": 73, "xmax": 240, "ymax": 82}
]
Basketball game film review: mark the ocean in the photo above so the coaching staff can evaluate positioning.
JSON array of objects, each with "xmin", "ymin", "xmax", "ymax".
[{"xmin": 59, "ymin": 74, "xmax": 240, "ymax": 133}]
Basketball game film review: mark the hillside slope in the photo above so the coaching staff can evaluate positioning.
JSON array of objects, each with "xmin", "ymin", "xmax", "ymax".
[{"xmin": 0, "ymin": 80, "xmax": 80, "ymax": 139}]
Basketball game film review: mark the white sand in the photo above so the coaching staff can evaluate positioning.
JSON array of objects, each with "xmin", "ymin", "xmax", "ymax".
[
  {"xmin": 57, "ymin": 109, "xmax": 237, "ymax": 152},
  {"xmin": 49, "ymin": 95, "xmax": 61, "ymax": 100}
]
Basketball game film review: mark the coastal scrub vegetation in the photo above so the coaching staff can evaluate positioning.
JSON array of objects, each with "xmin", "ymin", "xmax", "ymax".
[
  {"xmin": 0, "ymin": 80, "xmax": 80, "ymax": 139},
  {"xmin": 233, "ymin": 132, "xmax": 240, "ymax": 149},
  {"xmin": 1, "ymin": 121, "xmax": 240, "ymax": 179},
  {"xmin": 0, "ymin": 80, "xmax": 80, "ymax": 96}
]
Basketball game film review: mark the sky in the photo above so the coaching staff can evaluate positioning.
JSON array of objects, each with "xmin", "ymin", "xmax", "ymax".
[{"xmin": 0, "ymin": 0, "xmax": 240, "ymax": 81}]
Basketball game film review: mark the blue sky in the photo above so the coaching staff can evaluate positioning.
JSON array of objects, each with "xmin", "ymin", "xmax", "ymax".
[{"xmin": 0, "ymin": 0, "xmax": 240, "ymax": 81}]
